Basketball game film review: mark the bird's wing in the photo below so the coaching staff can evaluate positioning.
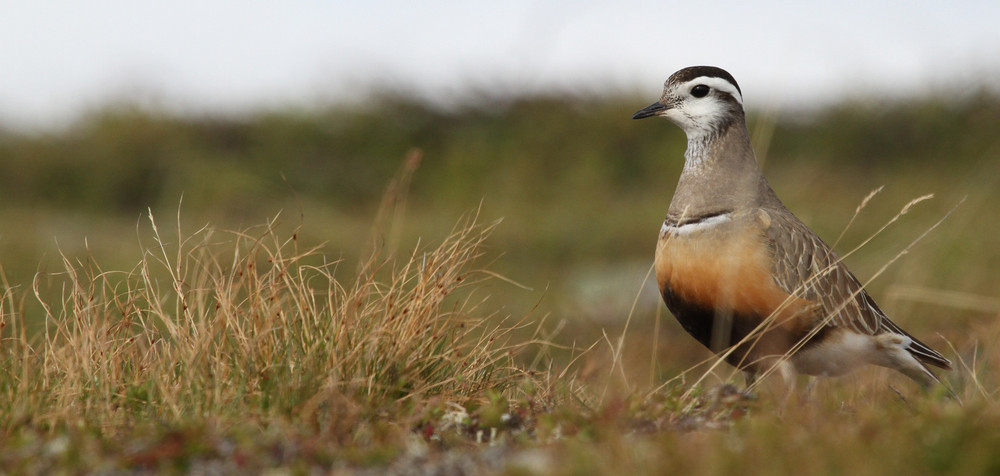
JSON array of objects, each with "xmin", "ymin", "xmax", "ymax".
[
  {"xmin": 761, "ymin": 209, "xmax": 881, "ymax": 334},
  {"xmin": 760, "ymin": 208, "xmax": 951, "ymax": 369}
]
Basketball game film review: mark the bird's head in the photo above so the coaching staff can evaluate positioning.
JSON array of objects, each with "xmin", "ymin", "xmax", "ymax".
[{"xmin": 632, "ymin": 66, "xmax": 745, "ymax": 140}]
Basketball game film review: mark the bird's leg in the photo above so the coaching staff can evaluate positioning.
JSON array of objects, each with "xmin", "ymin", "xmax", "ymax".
[
  {"xmin": 742, "ymin": 370, "xmax": 757, "ymax": 390},
  {"xmin": 800, "ymin": 376, "xmax": 819, "ymax": 402},
  {"xmin": 770, "ymin": 360, "xmax": 799, "ymax": 407}
]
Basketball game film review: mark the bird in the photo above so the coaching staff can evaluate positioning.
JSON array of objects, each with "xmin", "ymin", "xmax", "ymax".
[{"xmin": 632, "ymin": 66, "xmax": 951, "ymax": 390}]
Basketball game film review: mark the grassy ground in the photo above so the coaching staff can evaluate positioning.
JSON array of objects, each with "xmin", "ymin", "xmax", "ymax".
[{"xmin": 0, "ymin": 92, "xmax": 998, "ymax": 474}]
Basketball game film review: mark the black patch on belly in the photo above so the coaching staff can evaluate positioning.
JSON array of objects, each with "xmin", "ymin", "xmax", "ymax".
[{"xmin": 661, "ymin": 288, "xmax": 826, "ymax": 372}]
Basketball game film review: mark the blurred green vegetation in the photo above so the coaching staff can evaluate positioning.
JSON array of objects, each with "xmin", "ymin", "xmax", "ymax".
[
  {"xmin": 0, "ymin": 90, "xmax": 998, "ymax": 360},
  {"xmin": 3, "ymin": 90, "xmax": 997, "ymax": 211}
]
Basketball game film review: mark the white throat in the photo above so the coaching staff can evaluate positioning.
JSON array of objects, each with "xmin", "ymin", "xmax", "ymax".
[{"xmin": 681, "ymin": 135, "xmax": 713, "ymax": 173}]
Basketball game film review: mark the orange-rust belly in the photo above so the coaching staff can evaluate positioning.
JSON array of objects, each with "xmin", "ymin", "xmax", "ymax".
[{"xmin": 655, "ymin": 227, "xmax": 788, "ymax": 314}]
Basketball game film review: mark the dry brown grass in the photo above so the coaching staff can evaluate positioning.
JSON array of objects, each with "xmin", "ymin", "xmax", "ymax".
[{"xmin": 0, "ymin": 205, "xmax": 530, "ymax": 432}]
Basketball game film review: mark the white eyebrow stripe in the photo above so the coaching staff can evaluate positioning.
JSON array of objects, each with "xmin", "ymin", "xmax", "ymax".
[{"xmin": 684, "ymin": 76, "xmax": 743, "ymax": 105}]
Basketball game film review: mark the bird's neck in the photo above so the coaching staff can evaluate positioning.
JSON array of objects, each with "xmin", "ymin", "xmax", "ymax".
[{"xmin": 666, "ymin": 120, "xmax": 782, "ymax": 222}]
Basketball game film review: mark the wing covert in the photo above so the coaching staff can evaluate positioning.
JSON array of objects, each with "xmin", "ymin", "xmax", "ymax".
[{"xmin": 761, "ymin": 209, "xmax": 883, "ymax": 335}]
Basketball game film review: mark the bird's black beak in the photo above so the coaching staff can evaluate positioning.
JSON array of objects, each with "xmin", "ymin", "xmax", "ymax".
[{"xmin": 632, "ymin": 101, "xmax": 670, "ymax": 120}]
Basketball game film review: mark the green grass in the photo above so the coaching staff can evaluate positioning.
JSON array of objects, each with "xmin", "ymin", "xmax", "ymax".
[{"xmin": 0, "ymin": 92, "xmax": 998, "ymax": 473}]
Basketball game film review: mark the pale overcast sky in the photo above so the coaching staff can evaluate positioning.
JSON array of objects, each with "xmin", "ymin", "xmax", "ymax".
[{"xmin": 2, "ymin": 1, "xmax": 999, "ymax": 128}]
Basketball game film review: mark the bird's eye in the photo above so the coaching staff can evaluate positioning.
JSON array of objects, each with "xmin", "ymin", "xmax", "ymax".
[{"xmin": 691, "ymin": 85, "xmax": 710, "ymax": 98}]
